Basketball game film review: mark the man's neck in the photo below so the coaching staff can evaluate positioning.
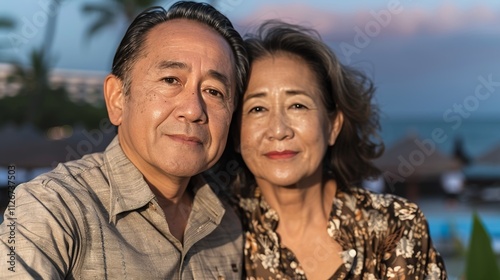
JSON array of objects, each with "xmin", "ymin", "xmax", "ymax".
[
  {"xmin": 146, "ymin": 173, "xmax": 190, "ymax": 202},
  {"xmin": 149, "ymin": 180, "xmax": 194, "ymax": 243}
]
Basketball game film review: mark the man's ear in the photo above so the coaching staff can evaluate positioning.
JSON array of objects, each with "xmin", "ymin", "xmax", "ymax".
[
  {"xmin": 104, "ymin": 74, "xmax": 125, "ymax": 126},
  {"xmin": 328, "ymin": 111, "xmax": 344, "ymax": 146}
]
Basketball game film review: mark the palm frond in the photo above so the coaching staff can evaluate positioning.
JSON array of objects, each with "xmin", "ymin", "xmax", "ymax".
[
  {"xmin": 86, "ymin": 12, "xmax": 117, "ymax": 39},
  {"xmin": 0, "ymin": 17, "xmax": 15, "ymax": 29},
  {"xmin": 81, "ymin": 4, "xmax": 118, "ymax": 39},
  {"xmin": 465, "ymin": 212, "xmax": 500, "ymax": 280}
]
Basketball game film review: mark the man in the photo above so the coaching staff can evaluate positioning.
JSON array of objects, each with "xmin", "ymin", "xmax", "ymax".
[{"xmin": 0, "ymin": 1, "xmax": 248, "ymax": 279}]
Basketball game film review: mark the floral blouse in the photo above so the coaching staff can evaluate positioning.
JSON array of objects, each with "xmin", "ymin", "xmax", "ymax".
[{"xmin": 237, "ymin": 187, "xmax": 447, "ymax": 279}]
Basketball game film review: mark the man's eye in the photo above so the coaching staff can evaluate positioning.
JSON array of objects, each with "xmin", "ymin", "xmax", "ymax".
[
  {"xmin": 163, "ymin": 77, "xmax": 179, "ymax": 85},
  {"xmin": 207, "ymin": 89, "xmax": 223, "ymax": 98}
]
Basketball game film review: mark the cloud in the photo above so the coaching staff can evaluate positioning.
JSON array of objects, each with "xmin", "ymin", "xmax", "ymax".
[{"xmin": 238, "ymin": 2, "xmax": 500, "ymax": 41}]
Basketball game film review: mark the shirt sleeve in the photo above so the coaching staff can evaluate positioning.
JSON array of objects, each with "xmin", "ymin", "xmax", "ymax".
[
  {"xmin": 0, "ymin": 180, "xmax": 84, "ymax": 279},
  {"xmin": 380, "ymin": 200, "xmax": 447, "ymax": 280}
]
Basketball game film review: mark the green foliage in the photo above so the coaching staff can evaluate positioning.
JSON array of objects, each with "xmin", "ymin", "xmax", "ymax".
[
  {"xmin": 1, "ymin": 0, "xmax": 107, "ymax": 132},
  {"xmin": 0, "ymin": 48, "xmax": 107, "ymax": 131},
  {"xmin": 0, "ymin": 16, "xmax": 15, "ymax": 51},
  {"xmin": 81, "ymin": 0, "xmax": 160, "ymax": 41},
  {"xmin": 0, "ymin": 86, "xmax": 107, "ymax": 131},
  {"xmin": 0, "ymin": 17, "xmax": 15, "ymax": 28},
  {"xmin": 465, "ymin": 212, "xmax": 500, "ymax": 280}
]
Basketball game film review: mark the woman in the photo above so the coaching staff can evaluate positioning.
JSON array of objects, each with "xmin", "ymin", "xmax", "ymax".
[{"xmin": 229, "ymin": 20, "xmax": 447, "ymax": 279}]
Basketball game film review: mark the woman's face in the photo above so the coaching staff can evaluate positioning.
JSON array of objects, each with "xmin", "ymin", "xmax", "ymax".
[{"xmin": 239, "ymin": 53, "xmax": 343, "ymax": 188}]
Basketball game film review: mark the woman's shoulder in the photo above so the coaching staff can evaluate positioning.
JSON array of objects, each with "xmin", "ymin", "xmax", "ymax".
[
  {"xmin": 343, "ymin": 187, "xmax": 427, "ymax": 224},
  {"xmin": 337, "ymin": 188, "xmax": 434, "ymax": 257}
]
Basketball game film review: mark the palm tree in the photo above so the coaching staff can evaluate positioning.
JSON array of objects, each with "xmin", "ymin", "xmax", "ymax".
[
  {"xmin": 0, "ymin": 17, "xmax": 15, "ymax": 35},
  {"xmin": 0, "ymin": 16, "xmax": 15, "ymax": 59},
  {"xmin": 81, "ymin": 0, "xmax": 160, "ymax": 42},
  {"xmin": 1, "ymin": 47, "xmax": 106, "ymax": 130},
  {"xmin": 3, "ymin": 0, "xmax": 60, "ymax": 125},
  {"xmin": 81, "ymin": 0, "xmax": 220, "ymax": 42},
  {"xmin": 0, "ymin": 17, "xmax": 14, "ymax": 28},
  {"xmin": 0, "ymin": 0, "xmax": 107, "ymax": 131}
]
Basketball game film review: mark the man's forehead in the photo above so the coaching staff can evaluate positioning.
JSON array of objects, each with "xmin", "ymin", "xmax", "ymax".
[
  {"xmin": 142, "ymin": 19, "xmax": 233, "ymax": 63},
  {"xmin": 148, "ymin": 18, "xmax": 219, "ymax": 40},
  {"xmin": 132, "ymin": 18, "xmax": 237, "ymax": 85}
]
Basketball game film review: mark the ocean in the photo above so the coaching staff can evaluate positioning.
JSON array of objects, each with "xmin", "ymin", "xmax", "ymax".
[{"xmin": 379, "ymin": 117, "xmax": 500, "ymax": 161}]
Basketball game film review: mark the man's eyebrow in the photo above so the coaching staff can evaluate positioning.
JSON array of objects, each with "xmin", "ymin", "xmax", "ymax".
[
  {"xmin": 208, "ymin": 69, "xmax": 231, "ymax": 95},
  {"xmin": 156, "ymin": 60, "xmax": 189, "ymax": 70}
]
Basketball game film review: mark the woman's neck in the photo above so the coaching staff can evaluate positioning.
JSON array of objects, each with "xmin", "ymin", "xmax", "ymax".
[{"xmin": 258, "ymin": 178, "xmax": 338, "ymax": 237}]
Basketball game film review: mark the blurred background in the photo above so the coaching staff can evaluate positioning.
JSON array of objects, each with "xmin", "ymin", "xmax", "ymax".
[{"xmin": 1, "ymin": 0, "xmax": 499, "ymax": 278}]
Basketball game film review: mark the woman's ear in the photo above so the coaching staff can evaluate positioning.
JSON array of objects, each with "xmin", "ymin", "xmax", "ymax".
[
  {"xmin": 104, "ymin": 74, "xmax": 125, "ymax": 126},
  {"xmin": 328, "ymin": 111, "xmax": 344, "ymax": 146}
]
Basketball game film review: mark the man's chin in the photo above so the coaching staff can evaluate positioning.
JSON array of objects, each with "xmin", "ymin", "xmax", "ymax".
[{"xmin": 158, "ymin": 160, "xmax": 208, "ymax": 178}]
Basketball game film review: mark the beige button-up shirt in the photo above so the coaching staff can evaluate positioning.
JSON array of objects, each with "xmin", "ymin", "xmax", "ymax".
[{"xmin": 0, "ymin": 137, "xmax": 243, "ymax": 279}]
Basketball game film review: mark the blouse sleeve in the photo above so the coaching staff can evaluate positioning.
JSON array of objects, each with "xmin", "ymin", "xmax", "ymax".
[{"xmin": 380, "ymin": 200, "xmax": 447, "ymax": 280}]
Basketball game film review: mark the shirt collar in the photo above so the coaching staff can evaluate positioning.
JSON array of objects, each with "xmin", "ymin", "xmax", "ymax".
[
  {"xmin": 104, "ymin": 136, "xmax": 155, "ymax": 224},
  {"xmin": 190, "ymin": 175, "xmax": 226, "ymax": 225}
]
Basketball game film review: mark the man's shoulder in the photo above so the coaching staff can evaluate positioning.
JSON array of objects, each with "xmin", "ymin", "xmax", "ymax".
[
  {"xmin": 16, "ymin": 152, "xmax": 109, "ymax": 201},
  {"xmin": 37, "ymin": 135, "xmax": 122, "ymax": 190},
  {"xmin": 43, "ymin": 152, "xmax": 106, "ymax": 185}
]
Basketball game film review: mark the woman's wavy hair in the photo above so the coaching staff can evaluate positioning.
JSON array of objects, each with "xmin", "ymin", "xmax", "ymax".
[{"xmin": 209, "ymin": 20, "xmax": 384, "ymax": 195}]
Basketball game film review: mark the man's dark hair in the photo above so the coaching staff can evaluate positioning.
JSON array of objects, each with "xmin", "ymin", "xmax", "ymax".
[{"xmin": 111, "ymin": 1, "xmax": 248, "ymax": 103}]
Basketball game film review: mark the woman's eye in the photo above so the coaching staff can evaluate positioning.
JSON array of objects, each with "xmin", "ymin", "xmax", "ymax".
[
  {"xmin": 291, "ymin": 104, "xmax": 307, "ymax": 109},
  {"xmin": 249, "ymin": 106, "xmax": 265, "ymax": 113}
]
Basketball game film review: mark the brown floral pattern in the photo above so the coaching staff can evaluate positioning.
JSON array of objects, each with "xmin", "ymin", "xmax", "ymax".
[{"xmin": 237, "ymin": 187, "xmax": 447, "ymax": 280}]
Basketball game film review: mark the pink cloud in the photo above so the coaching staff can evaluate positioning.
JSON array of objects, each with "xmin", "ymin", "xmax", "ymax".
[
  {"xmin": 237, "ymin": 2, "xmax": 500, "ymax": 40},
  {"xmin": 237, "ymin": 3, "xmax": 345, "ymax": 36}
]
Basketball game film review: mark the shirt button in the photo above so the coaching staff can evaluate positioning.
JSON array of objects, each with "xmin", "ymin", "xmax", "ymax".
[{"xmin": 349, "ymin": 249, "xmax": 357, "ymax": 257}]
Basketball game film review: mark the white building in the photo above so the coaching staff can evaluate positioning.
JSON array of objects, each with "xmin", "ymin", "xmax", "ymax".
[{"xmin": 0, "ymin": 63, "xmax": 107, "ymax": 105}]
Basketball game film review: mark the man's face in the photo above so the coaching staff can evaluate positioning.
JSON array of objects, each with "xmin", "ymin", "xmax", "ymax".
[{"xmin": 106, "ymin": 19, "xmax": 236, "ymax": 181}]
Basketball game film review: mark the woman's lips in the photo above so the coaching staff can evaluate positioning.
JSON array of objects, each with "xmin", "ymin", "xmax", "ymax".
[{"xmin": 264, "ymin": 150, "xmax": 298, "ymax": 159}]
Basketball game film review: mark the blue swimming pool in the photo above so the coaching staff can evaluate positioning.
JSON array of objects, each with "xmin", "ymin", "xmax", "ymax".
[{"xmin": 427, "ymin": 214, "xmax": 500, "ymax": 253}]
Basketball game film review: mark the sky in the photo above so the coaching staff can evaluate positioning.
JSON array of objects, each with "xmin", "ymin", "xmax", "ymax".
[{"xmin": 1, "ymin": 0, "xmax": 500, "ymax": 120}]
